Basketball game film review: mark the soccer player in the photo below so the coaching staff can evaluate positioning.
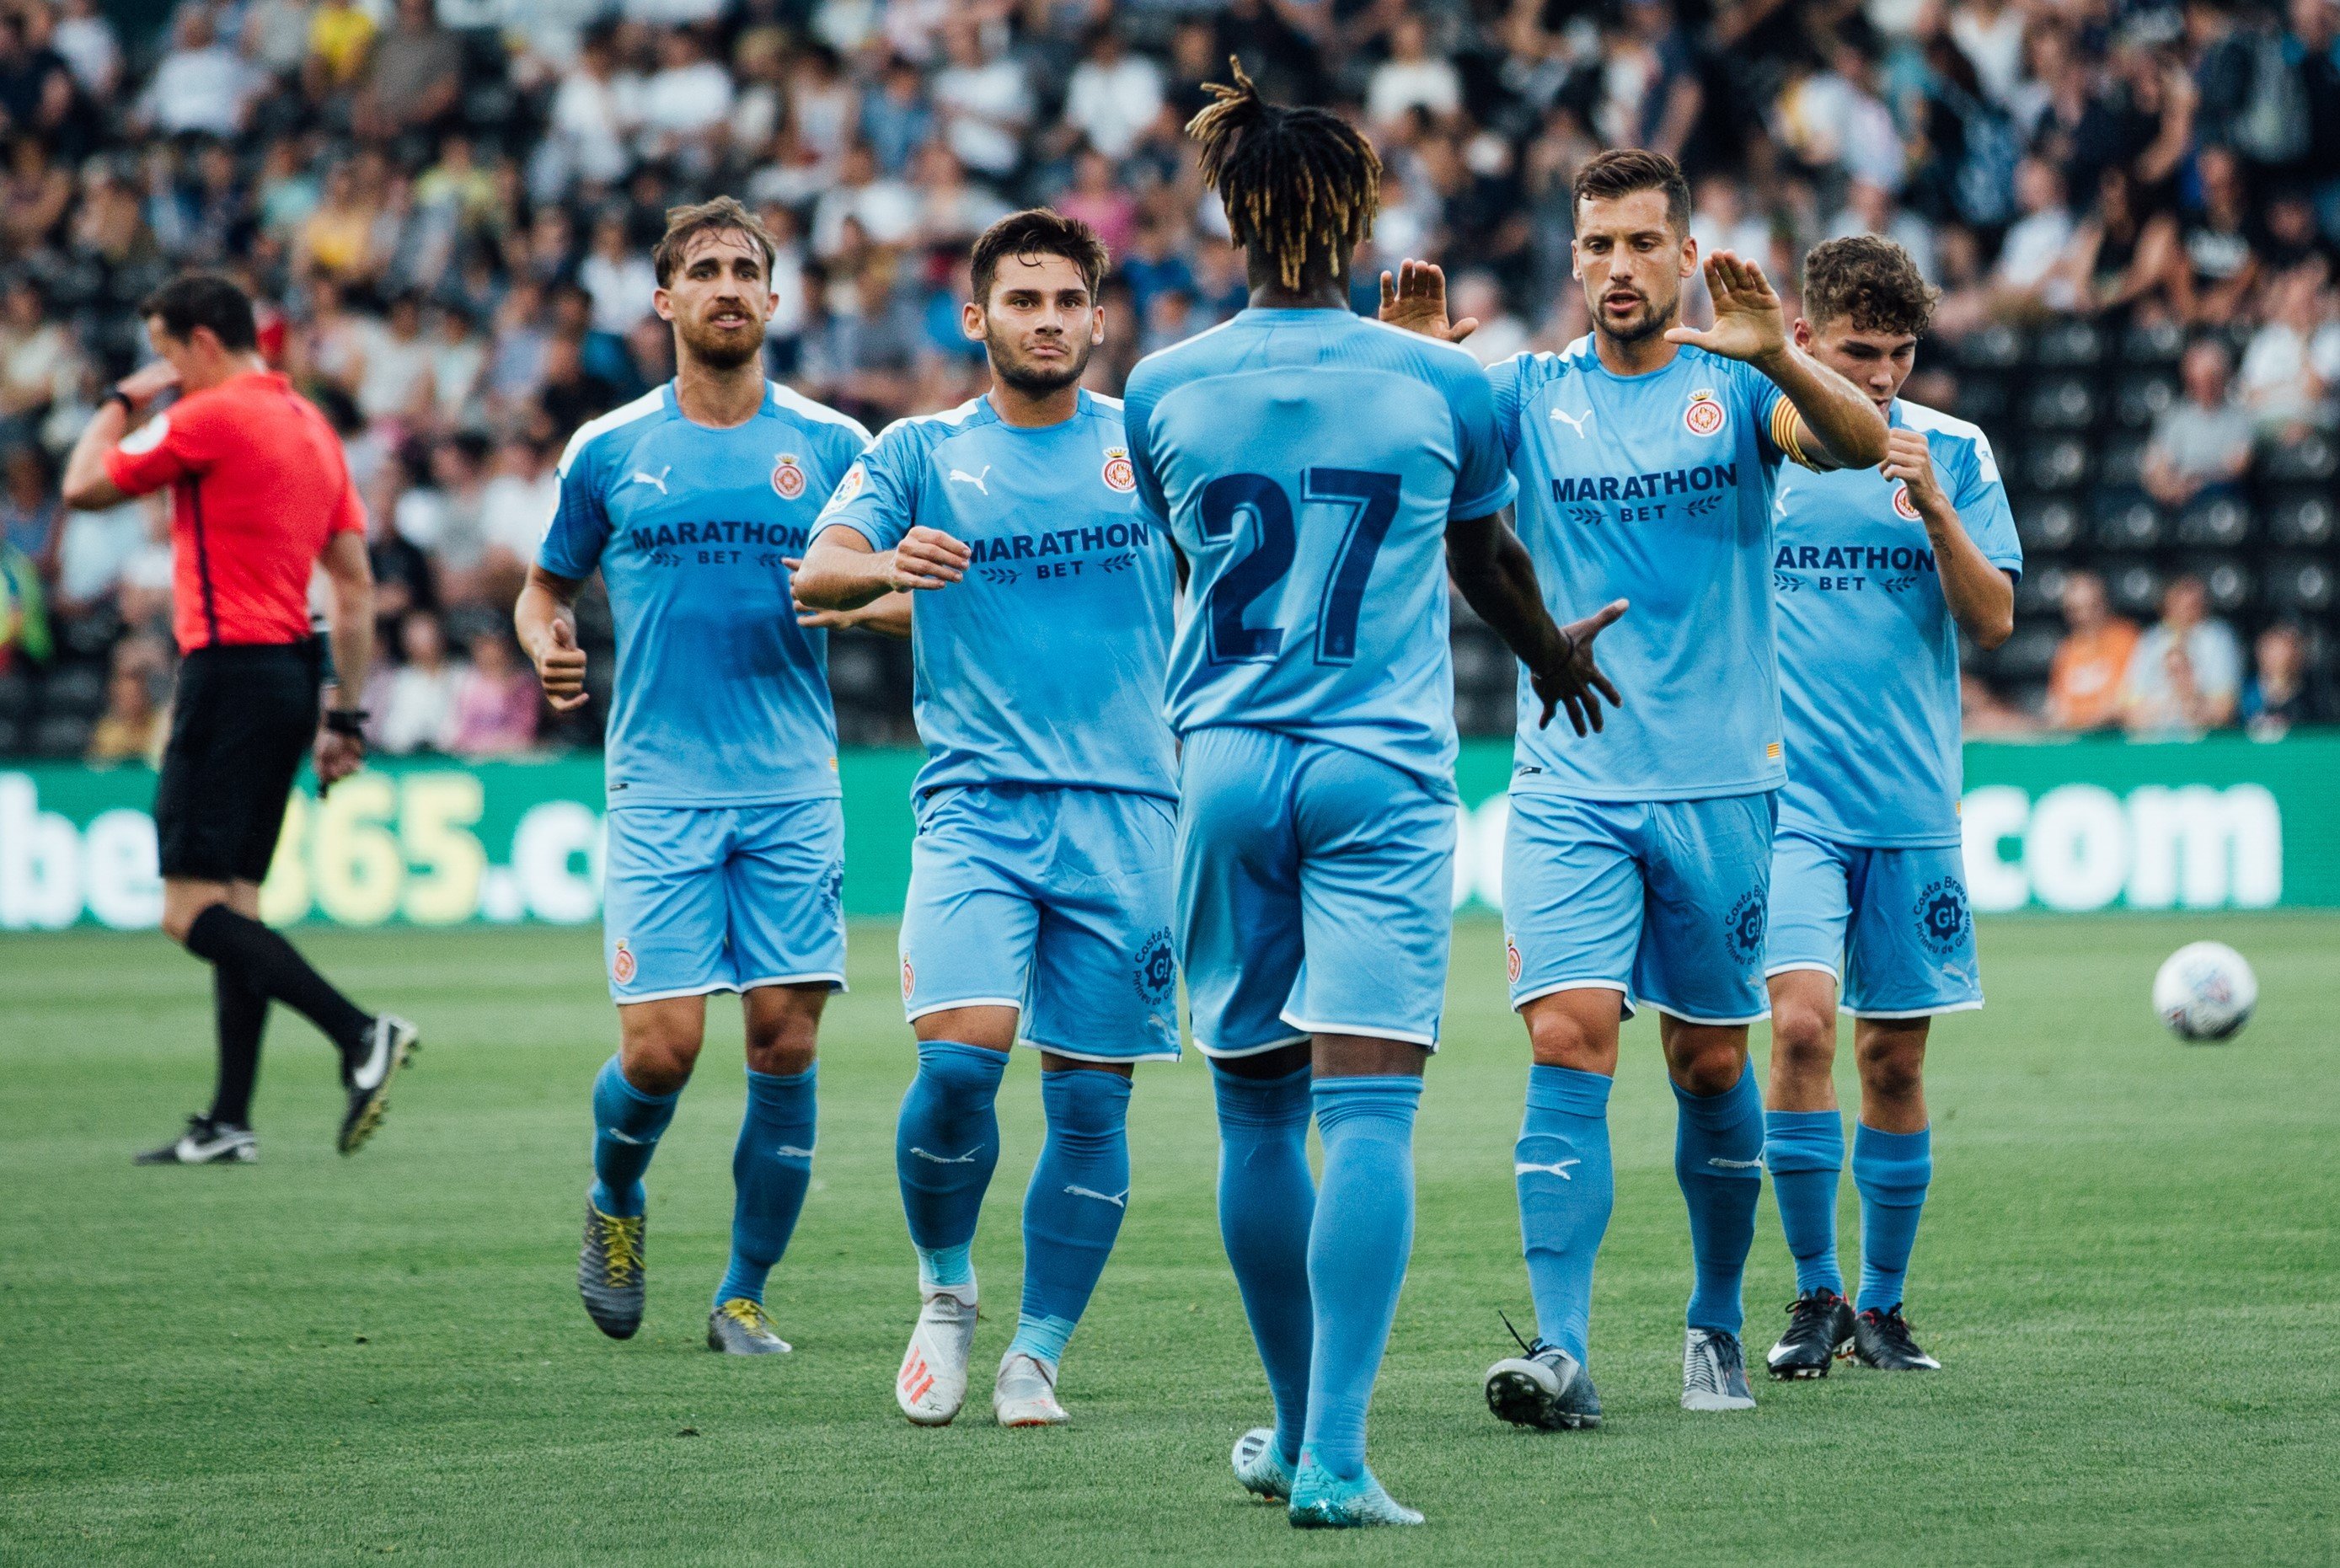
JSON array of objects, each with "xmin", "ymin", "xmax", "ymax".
[
  {"xmin": 1759, "ymin": 237, "xmax": 2017, "ymax": 1378},
  {"xmin": 794, "ymin": 210, "xmax": 1179, "ymax": 1430},
  {"xmin": 60, "ymin": 272, "xmax": 417, "ymax": 1165},
  {"xmin": 1384, "ymin": 149, "xmax": 1889, "ymax": 1426},
  {"xmin": 1125, "ymin": 66, "xmax": 1624, "ymax": 1527},
  {"xmin": 517, "ymin": 198, "xmax": 871, "ymax": 1356}
]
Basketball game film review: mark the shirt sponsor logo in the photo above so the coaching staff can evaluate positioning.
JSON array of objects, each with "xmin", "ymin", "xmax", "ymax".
[
  {"xmin": 1101, "ymin": 446, "xmax": 1136, "ymax": 492},
  {"xmin": 964, "ymin": 521, "xmax": 1150, "ymax": 564},
  {"xmin": 1684, "ymin": 388, "xmax": 1727, "ymax": 437},
  {"xmin": 626, "ymin": 519, "xmax": 810, "ymax": 554},
  {"xmin": 1550, "ymin": 463, "xmax": 1738, "ymax": 503},
  {"xmin": 772, "ymin": 453, "xmax": 806, "ymax": 500},
  {"xmin": 1774, "ymin": 543, "xmax": 1937, "ymax": 573}
]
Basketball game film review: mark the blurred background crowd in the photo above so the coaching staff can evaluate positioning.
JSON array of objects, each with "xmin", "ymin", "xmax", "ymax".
[{"xmin": 0, "ymin": 0, "xmax": 2332, "ymax": 768}]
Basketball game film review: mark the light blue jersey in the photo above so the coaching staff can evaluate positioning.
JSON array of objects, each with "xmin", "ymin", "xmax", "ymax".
[
  {"xmin": 1492, "ymin": 339, "xmax": 1799, "ymax": 800},
  {"xmin": 1123, "ymin": 308, "xmax": 1517, "ymax": 801},
  {"xmin": 1772, "ymin": 399, "xmax": 2021, "ymax": 848},
  {"xmin": 540, "ymin": 382, "xmax": 870, "ymax": 806},
  {"xmin": 815, "ymin": 388, "xmax": 1175, "ymax": 800}
]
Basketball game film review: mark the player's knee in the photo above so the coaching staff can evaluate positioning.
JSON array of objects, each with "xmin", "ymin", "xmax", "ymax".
[
  {"xmin": 1855, "ymin": 1032, "xmax": 1925, "ymax": 1103},
  {"xmin": 1770, "ymin": 1003, "xmax": 1837, "ymax": 1073},
  {"xmin": 1523, "ymin": 1004, "xmax": 1617, "ymax": 1074},
  {"xmin": 1671, "ymin": 1039, "xmax": 1748, "ymax": 1097},
  {"xmin": 744, "ymin": 1014, "xmax": 818, "ymax": 1077},
  {"xmin": 618, "ymin": 1021, "xmax": 705, "ymax": 1094}
]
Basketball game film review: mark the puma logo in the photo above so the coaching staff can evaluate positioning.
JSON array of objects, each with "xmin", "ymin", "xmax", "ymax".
[
  {"xmin": 629, "ymin": 465, "xmax": 672, "ymax": 494},
  {"xmin": 772, "ymin": 1145, "xmax": 815, "ymax": 1160},
  {"xmin": 947, "ymin": 464, "xmax": 992, "ymax": 495},
  {"xmin": 1550, "ymin": 408, "xmax": 1595, "ymax": 437},
  {"xmin": 1515, "ymin": 1159, "xmax": 1581, "ymax": 1180},
  {"xmin": 1063, "ymin": 1185, "xmax": 1128, "ymax": 1208},
  {"xmin": 910, "ymin": 1145, "xmax": 982, "ymax": 1164},
  {"xmin": 1707, "ymin": 1156, "xmax": 1763, "ymax": 1169}
]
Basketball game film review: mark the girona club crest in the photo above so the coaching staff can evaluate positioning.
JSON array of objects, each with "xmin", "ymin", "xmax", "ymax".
[
  {"xmin": 1892, "ymin": 482, "xmax": 1921, "ymax": 520},
  {"xmin": 1100, "ymin": 446, "xmax": 1136, "ymax": 493},
  {"xmin": 1684, "ymin": 389, "xmax": 1727, "ymax": 437},
  {"xmin": 1506, "ymin": 935, "xmax": 1523, "ymax": 985},
  {"xmin": 901, "ymin": 956, "xmax": 916, "ymax": 1001},
  {"xmin": 611, "ymin": 939, "xmax": 636, "ymax": 986},
  {"xmin": 772, "ymin": 453, "xmax": 806, "ymax": 500}
]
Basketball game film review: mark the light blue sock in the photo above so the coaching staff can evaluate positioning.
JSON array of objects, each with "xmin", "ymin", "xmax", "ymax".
[
  {"xmin": 1853, "ymin": 1122, "xmax": 1931, "ymax": 1313},
  {"xmin": 1008, "ymin": 1068, "xmax": 1133, "ymax": 1368},
  {"xmin": 589, "ymin": 1055, "xmax": 679, "ymax": 1218},
  {"xmin": 1302, "ymin": 1075, "xmax": 1421, "ymax": 1484},
  {"xmin": 1673, "ymin": 1062, "xmax": 1764, "ymax": 1338},
  {"xmin": 1516, "ymin": 1063, "xmax": 1613, "ymax": 1366},
  {"xmin": 1764, "ymin": 1109, "xmax": 1846, "ymax": 1298},
  {"xmin": 1211, "ymin": 1062, "xmax": 1315, "ymax": 1470},
  {"xmin": 715, "ymin": 1066, "xmax": 817, "ymax": 1309},
  {"xmin": 894, "ymin": 1040, "xmax": 1008, "ymax": 1292}
]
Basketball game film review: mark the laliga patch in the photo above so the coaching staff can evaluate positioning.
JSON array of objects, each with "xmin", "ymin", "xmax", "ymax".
[
  {"xmin": 819, "ymin": 461, "xmax": 866, "ymax": 516},
  {"xmin": 1100, "ymin": 446, "xmax": 1136, "ymax": 493},
  {"xmin": 1892, "ymin": 482, "xmax": 1920, "ymax": 520},
  {"xmin": 611, "ymin": 939, "xmax": 636, "ymax": 986},
  {"xmin": 771, "ymin": 452, "xmax": 806, "ymax": 500},
  {"xmin": 900, "ymin": 956, "xmax": 916, "ymax": 1001},
  {"xmin": 1684, "ymin": 389, "xmax": 1727, "ymax": 437}
]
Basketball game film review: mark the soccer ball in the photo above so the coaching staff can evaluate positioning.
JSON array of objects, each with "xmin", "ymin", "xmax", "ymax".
[{"xmin": 2151, "ymin": 942, "xmax": 2257, "ymax": 1042}]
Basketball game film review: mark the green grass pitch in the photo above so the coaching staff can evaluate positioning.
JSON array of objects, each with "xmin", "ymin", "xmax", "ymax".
[{"xmin": 3, "ymin": 914, "xmax": 2335, "ymax": 1565}]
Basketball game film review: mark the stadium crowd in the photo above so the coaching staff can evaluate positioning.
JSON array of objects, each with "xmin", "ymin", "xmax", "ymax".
[{"xmin": 0, "ymin": 0, "xmax": 2333, "ymax": 763}]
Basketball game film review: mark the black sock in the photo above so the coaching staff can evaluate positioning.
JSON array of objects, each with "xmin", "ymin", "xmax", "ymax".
[
  {"xmin": 206, "ymin": 965, "xmax": 269, "ymax": 1128},
  {"xmin": 185, "ymin": 906, "xmax": 372, "ymax": 1056}
]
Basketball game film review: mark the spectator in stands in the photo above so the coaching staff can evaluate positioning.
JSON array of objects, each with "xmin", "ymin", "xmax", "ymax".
[
  {"xmin": 2143, "ymin": 339, "xmax": 2256, "ymax": 509},
  {"xmin": 372, "ymin": 607, "xmax": 463, "ymax": 755},
  {"xmin": 84, "ymin": 632, "xmax": 164, "ymax": 765},
  {"xmin": 0, "ymin": 443, "xmax": 58, "ymax": 572},
  {"xmin": 1934, "ymin": 157, "xmax": 2080, "ymax": 333},
  {"xmin": 2169, "ymin": 145, "xmax": 2259, "ymax": 327},
  {"xmin": 1962, "ymin": 672, "xmax": 2042, "ymax": 737},
  {"xmin": 1061, "ymin": 24, "xmax": 1163, "ymax": 163},
  {"xmin": 2242, "ymin": 621, "xmax": 2337, "ymax": 739},
  {"xmin": 2122, "ymin": 574, "xmax": 2243, "ymax": 739},
  {"xmin": 355, "ymin": 0, "xmax": 463, "ymax": 146},
  {"xmin": 2236, "ymin": 267, "xmax": 2339, "ymax": 437},
  {"xmin": 447, "ymin": 626, "xmax": 538, "ymax": 757},
  {"xmin": 2046, "ymin": 570, "xmax": 2139, "ymax": 732},
  {"xmin": 0, "ymin": 275, "xmax": 77, "ymax": 438}
]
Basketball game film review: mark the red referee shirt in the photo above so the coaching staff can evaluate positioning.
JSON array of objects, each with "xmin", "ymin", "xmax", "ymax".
[{"xmin": 103, "ymin": 370, "xmax": 365, "ymax": 655}]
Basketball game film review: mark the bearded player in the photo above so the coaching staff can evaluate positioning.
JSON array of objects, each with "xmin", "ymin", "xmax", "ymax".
[
  {"xmin": 1758, "ymin": 236, "xmax": 2018, "ymax": 1380},
  {"xmin": 795, "ymin": 209, "xmax": 1180, "ymax": 1430},
  {"xmin": 517, "ymin": 197, "xmax": 871, "ymax": 1357}
]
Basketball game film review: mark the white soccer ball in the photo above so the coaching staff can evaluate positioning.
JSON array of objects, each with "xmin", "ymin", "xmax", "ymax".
[{"xmin": 2152, "ymin": 941, "xmax": 2257, "ymax": 1042}]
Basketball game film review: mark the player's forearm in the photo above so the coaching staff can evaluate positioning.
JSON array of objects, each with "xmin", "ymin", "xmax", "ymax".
[
  {"xmin": 1448, "ymin": 511, "xmax": 1566, "ymax": 673},
  {"xmin": 849, "ymin": 592, "xmax": 913, "ymax": 640},
  {"xmin": 325, "ymin": 590, "xmax": 372, "ymax": 714},
  {"xmin": 513, "ymin": 575, "xmax": 576, "ymax": 660},
  {"xmin": 1760, "ymin": 347, "xmax": 1888, "ymax": 469},
  {"xmin": 1921, "ymin": 501, "xmax": 2014, "ymax": 649},
  {"xmin": 61, "ymin": 401, "xmax": 128, "ymax": 509},
  {"xmin": 792, "ymin": 538, "xmax": 896, "ymax": 612}
]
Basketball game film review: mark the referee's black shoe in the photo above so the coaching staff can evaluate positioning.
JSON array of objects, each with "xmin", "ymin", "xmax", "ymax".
[
  {"xmin": 339, "ymin": 1015, "xmax": 420, "ymax": 1156},
  {"xmin": 136, "ymin": 1114, "xmax": 258, "ymax": 1165},
  {"xmin": 1766, "ymin": 1288, "xmax": 1855, "ymax": 1379}
]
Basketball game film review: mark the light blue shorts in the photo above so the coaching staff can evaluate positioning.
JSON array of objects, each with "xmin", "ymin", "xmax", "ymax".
[
  {"xmin": 1502, "ymin": 789, "xmax": 1776, "ymax": 1025},
  {"xmin": 1765, "ymin": 828, "xmax": 1982, "ymax": 1019},
  {"xmin": 1177, "ymin": 725, "xmax": 1457, "ymax": 1057},
  {"xmin": 900, "ymin": 784, "xmax": 1181, "ymax": 1062},
  {"xmin": 601, "ymin": 799, "xmax": 847, "ymax": 1004}
]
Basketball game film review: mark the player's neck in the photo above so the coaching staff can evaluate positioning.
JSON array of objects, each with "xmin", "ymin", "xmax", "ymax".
[
  {"xmin": 1591, "ymin": 326, "xmax": 1679, "ymax": 378},
  {"xmin": 986, "ymin": 378, "xmax": 1079, "ymax": 429},
  {"xmin": 672, "ymin": 356, "xmax": 767, "ymax": 429},
  {"xmin": 1246, "ymin": 279, "xmax": 1350, "ymax": 311},
  {"xmin": 180, "ymin": 351, "xmax": 265, "ymax": 393}
]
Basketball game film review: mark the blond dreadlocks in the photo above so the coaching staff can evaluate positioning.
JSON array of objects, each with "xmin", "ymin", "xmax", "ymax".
[{"xmin": 1186, "ymin": 59, "xmax": 1381, "ymax": 293}]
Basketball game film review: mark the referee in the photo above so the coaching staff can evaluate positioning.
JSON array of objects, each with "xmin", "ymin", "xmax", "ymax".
[{"xmin": 62, "ymin": 273, "xmax": 418, "ymax": 1165}]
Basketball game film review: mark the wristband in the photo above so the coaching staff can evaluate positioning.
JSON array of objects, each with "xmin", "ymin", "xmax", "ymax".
[
  {"xmin": 102, "ymin": 388, "xmax": 134, "ymax": 417},
  {"xmin": 324, "ymin": 709, "xmax": 369, "ymax": 737}
]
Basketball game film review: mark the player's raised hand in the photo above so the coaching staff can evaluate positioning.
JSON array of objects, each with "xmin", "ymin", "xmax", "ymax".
[
  {"xmin": 1880, "ymin": 428, "xmax": 1946, "ymax": 519},
  {"xmin": 1378, "ymin": 260, "xmax": 1479, "ymax": 343},
  {"xmin": 533, "ymin": 618, "xmax": 590, "ymax": 711},
  {"xmin": 1664, "ymin": 251, "xmax": 1787, "ymax": 364},
  {"xmin": 114, "ymin": 357, "xmax": 182, "ymax": 409},
  {"xmin": 1528, "ymin": 598, "xmax": 1628, "ymax": 736},
  {"xmin": 889, "ymin": 525, "xmax": 970, "ymax": 591}
]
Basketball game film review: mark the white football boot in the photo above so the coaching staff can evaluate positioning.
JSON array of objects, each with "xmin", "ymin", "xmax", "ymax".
[
  {"xmin": 992, "ymin": 1350, "xmax": 1069, "ymax": 1426},
  {"xmin": 896, "ymin": 1280, "xmax": 978, "ymax": 1426}
]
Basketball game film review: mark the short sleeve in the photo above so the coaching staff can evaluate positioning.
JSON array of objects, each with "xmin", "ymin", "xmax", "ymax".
[
  {"xmin": 537, "ymin": 430, "xmax": 610, "ymax": 579},
  {"xmin": 1446, "ymin": 359, "xmax": 1518, "ymax": 521},
  {"xmin": 329, "ymin": 461, "xmax": 367, "ymax": 537},
  {"xmin": 1951, "ymin": 431, "xmax": 2022, "ymax": 577},
  {"xmin": 1486, "ymin": 354, "xmax": 1527, "ymax": 458},
  {"xmin": 101, "ymin": 404, "xmax": 203, "ymax": 496},
  {"xmin": 814, "ymin": 428, "xmax": 916, "ymax": 553},
  {"xmin": 1122, "ymin": 378, "xmax": 1169, "ymax": 530},
  {"xmin": 1734, "ymin": 356, "xmax": 1794, "ymax": 468}
]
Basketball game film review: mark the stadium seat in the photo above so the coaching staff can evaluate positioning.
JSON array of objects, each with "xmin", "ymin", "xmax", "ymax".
[
  {"xmin": 2121, "ymin": 320, "xmax": 2187, "ymax": 364},
  {"xmin": 1956, "ymin": 324, "xmax": 2024, "ymax": 369},
  {"xmin": 2016, "ymin": 496, "xmax": 2084, "ymax": 554},
  {"xmin": 2191, "ymin": 557, "xmax": 2254, "ymax": 615},
  {"xmin": 0, "ymin": 670, "xmax": 29, "ymax": 720},
  {"xmin": 2112, "ymin": 374, "xmax": 2179, "ymax": 429},
  {"xmin": 2261, "ymin": 431, "xmax": 2337, "ymax": 482},
  {"xmin": 2014, "ymin": 563, "xmax": 2070, "ymax": 618},
  {"xmin": 2096, "ymin": 498, "xmax": 2165, "ymax": 551},
  {"xmin": 2023, "ymin": 436, "xmax": 2089, "ymax": 491},
  {"xmin": 2026, "ymin": 377, "xmax": 2096, "ymax": 431},
  {"xmin": 2030, "ymin": 321, "xmax": 2104, "ymax": 368},
  {"xmin": 1992, "ymin": 626, "xmax": 2060, "ymax": 682},
  {"xmin": 2109, "ymin": 561, "xmax": 2165, "ymax": 617},
  {"xmin": 2265, "ymin": 556, "xmax": 2335, "ymax": 614},
  {"xmin": 2175, "ymin": 496, "xmax": 2253, "ymax": 548},
  {"xmin": 827, "ymin": 637, "xmax": 887, "ymax": 704},
  {"xmin": 31, "ymin": 713, "xmax": 90, "ymax": 758},
  {"xmin": 2266, "ymin": 490, "xmax": 2336, "ymax": 548},
  {"xmin": 2099, "ymin": 438, "xmax": 2147, "ymax": 489},
  {"xmin": 41, "ymin": 664, "xmax": 105, "ymax": 719},
  {"xmin": 1954, "ymin": 372, "xmax": 2010, "ymax": 426}
]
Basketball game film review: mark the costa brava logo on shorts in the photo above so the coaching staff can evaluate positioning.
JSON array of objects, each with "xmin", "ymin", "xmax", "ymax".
[
  {"xmin": 612, "ymin": 938, "xmax": 636, "ymax": 985},
  {"xmin": 900, "ymin": 956, "xmax": 916, "ymax": 1001},
  {"xmin": 1892, "ymin": 482, "xmax": 1921, "ymax": 520},
  {"xmin": 1723, "ymin": 889, "xmax": 1768, "ymax": 966},
  {"xmin": 1133, "ymin": 928, "xmax": 1176, "ymax": 1005},
  {"xmin": 1914, "ymin": 877, "xmax": 1970, "ymax": 957},
  {"xmin": 772, "ymin": 452, "xmax": 806, "ymax": 500},
  {"xmin": 1684, "ymin": 388, "xmax": 1727, "ymax": 437},
  {"xmin": 1506, "ymin": 935, "xmax": 1523, "ymax": 985},
  {"xmin": 1100, "ymin": 446, "xmax": 1136, "ymax": 493},
  {"xmin": 820, "ymin": 461, "xmax": 866, "ymax": 516}
]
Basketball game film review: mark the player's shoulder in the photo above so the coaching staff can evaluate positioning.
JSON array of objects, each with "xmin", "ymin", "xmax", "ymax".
[
  {"xmin": 764, "ymin": 381, "xmax": 874, "ymax": 452},
  {"xmin": 870, "ymin": 394, "xmax": 989, "ymax": 460},
  {"xmin": 1125, "ymin": 314, "xmax": 1249, "ymax": 401},
  {"xmin": 1897, "ymin": 398, "xmax": 1992, "ymax": 451},
  {"xmin": 1345, "ymin": 313, "xmax": 1488, "ymax": 385},
  {"xmin": 556, "ymin": 387, "xmax": 670, "ymax": 477},
  {"xmin": 1496, "ymin": 337, "xmax": 1599, "ymax": 395}
]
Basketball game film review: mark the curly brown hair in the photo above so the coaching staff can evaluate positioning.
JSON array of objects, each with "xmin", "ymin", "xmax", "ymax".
[
  {"xmin": 969, "ymin": 208, "xmax": 1110, "ymax": 305},
  {"xmin": 1800, "ymin": 235, "xmax": 1939, "ymax": 337}
]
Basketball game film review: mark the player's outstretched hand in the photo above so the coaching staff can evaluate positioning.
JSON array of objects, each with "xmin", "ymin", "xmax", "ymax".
[
  {"xmin": 1880, "ymin": 428, "xmax": 1946, "ymax": 519},
  {"xmin": 313, "ymin": 730, "xmax": 363, "ymax": 795},
  {"xmin": 1379, "ymin": 260, "xmax": 1479, "ymax": 343},
  {"xmin": 890, "ymin": 526, "xmax": 970, "ymax": 591},
  {"xmin": 1528, "ymin": 598, "xmax": 1628, "ymax": 736},
  {"xmin": 534, "ymin": 618, "xmax": 590, "ymax": 712},
  {"xmin": 1663, "ymin": 251, "xmax": 1786, "ymax": 363}
]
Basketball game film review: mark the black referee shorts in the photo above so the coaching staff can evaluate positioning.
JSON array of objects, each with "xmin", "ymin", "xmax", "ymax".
[{"xmin": 154, "ymin": 640, "xmax": 323, "ymax": 884}]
